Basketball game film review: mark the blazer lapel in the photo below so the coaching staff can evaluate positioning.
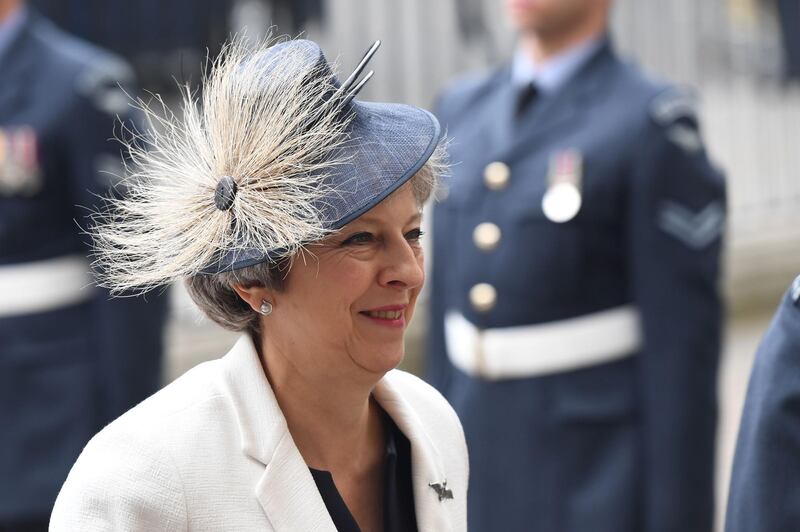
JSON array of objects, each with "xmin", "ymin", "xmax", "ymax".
[
  {"xmin": 374, "ymin": 375, "xmax": 454, "ymax": 532},
  {"xmin": 254, "ymin": 430, "xmax": 335, "ymax": 531},
  {"xmin": 219, "ymin": 335, "xmax": 336, "ymax": 531}
]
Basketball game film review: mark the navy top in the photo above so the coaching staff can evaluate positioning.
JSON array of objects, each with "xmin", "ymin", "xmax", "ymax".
[{"xmin": 309, "ymin": 410, "xmax": 418, "ymax": 532}]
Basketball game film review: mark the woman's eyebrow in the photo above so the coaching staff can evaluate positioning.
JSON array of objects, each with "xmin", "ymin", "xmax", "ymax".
[
  {"xmin": 404, "ymin": 212, "xmax": 423, "ymax": 226},
  {"xmin": 349, "ymin": 211, "xmax": 423, "ymax": 227}
]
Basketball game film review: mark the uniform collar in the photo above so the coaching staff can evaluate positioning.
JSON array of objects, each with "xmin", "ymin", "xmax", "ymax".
[
  {"xmin": 218, "ymin": 334, "xmax": 453, "ymax": 532},
  {"xmin": 0, "ymin": 5, "xmax": 34, "ymax": 116},
  {"xmin": 511, "ymin": 32, "xmax": 606, "ymax": 95},
  {"xmin": 477, "ymin": 37, "xmax": 615, "ymax": 166},
  {"xmin": 0, "ymin": 4, "xmax": 27, "ymax": 63}
]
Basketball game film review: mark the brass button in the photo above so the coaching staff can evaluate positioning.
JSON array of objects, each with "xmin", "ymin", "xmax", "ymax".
[
  {"xmin": 470, "ymin": 283, "xmax": 497, "ymax": 313},
  {"xmin": 473, "ymin": 222, "xmax": 502, "ymax": 251},
  {"xmin": 483, "ymin": 162, "xmax": 510, "ymax": 190}
]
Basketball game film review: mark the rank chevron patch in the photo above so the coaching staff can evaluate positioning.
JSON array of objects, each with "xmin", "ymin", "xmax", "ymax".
[{"xmin": 657, "ymin": 200, "xmax": 724, "ymax": 249}]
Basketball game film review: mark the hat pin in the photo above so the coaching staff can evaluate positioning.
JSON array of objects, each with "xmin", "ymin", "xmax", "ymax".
[{"xmin": 336, "ymin": 40, "xmax": 381, "ymax": 107}]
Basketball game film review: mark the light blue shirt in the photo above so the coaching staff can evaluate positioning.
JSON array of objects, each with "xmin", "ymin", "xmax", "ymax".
[
  {"xmin": 0, "ymin": 4, "xmax": 27, "ymax": 62},
  {"xmin": 511, "ymin": 34, "xmax": 605, "ymax": 95}
]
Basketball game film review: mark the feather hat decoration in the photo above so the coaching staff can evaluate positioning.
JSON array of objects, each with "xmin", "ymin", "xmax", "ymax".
[{"xmin": 92, "ymin": 37, "xmax": 442, "ymax": 294}]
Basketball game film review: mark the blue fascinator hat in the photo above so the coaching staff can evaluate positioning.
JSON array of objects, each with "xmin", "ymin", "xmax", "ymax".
[
  {"xmin": 205, "ymin": 39, "xmax": 442, "ymax": 273},
  {"xmin": 91, "ymin": 38, "xmax": 443, "ymax": 291}
]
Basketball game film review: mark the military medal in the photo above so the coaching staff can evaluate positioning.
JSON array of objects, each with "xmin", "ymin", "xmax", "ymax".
[
  {"xmin": 0, "ymin": 127, "xmax": 42, "ymax": 197},
  {"xmin": 542, "ymin": 149, "xmax": 582, "ymax": 223}
]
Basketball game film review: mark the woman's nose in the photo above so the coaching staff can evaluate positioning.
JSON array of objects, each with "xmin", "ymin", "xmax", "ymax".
[{"xmin": 378, "ymin": 239, "xmax": 424, "ymax": 290}]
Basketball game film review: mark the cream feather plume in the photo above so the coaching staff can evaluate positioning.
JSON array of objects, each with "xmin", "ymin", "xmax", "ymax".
[{"xmin": 91, "ymin": 37, "xmax": 354, "ymax": 294}]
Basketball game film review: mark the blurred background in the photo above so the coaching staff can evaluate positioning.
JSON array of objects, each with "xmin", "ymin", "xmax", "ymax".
[{"xmin": 27, "ymin": 0, "xmax": 799, "ymax": 529}]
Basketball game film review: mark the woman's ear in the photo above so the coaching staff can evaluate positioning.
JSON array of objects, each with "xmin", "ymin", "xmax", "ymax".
[{"xmin": 232, "ymin": 284, "xmax": 274, "ymax": 314}]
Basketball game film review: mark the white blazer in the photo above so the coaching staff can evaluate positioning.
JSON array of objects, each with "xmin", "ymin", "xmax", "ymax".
[{"xmin": 50, "ymin": 335, "xmax": 468, "ymax": 531}]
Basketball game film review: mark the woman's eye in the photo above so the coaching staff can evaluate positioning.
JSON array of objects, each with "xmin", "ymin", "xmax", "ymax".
[
  {"xmin": 405, "ymin": 228, "xmax": 424, "ymax": 242},
  {"xmin": 341, "ymin": 232, "xmax": 374, "ymax": 246}
]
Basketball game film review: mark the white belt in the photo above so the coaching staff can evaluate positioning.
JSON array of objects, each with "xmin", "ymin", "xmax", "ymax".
[
  {"xmin": 0, "ymin": 255, "xmax": 94, "ymax": 317},
  {"xmin": 445, "ymin": 305, "xmax": 642, "ymax": 380}
]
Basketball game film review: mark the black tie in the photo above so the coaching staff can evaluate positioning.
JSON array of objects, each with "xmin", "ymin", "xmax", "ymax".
[{"xmin": 515, "ymin": 82, "xmax": 539, "ymax": 117}]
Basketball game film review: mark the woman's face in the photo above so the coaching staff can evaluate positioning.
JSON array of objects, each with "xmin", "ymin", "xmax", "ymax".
[{"xmin": 267, "ymin": 183, "xmax": 425, "ymax": 381}]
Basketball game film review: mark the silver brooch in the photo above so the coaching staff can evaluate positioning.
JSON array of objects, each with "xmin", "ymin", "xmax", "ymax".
[{"xmin": 428, "ymin": 480, "xmax": 454, "ymax": 502}]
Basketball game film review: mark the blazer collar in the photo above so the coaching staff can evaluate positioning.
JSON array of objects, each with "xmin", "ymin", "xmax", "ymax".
[{"xmin": 219, "ymin": 335, "xmax": 454, "ymax": 531}]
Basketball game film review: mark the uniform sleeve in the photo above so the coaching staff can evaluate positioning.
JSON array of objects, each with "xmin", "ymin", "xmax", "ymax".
[
  {"xmin": 627, "ymin": 90, "xmax": 726, "ymax": 532},
  {"xmin": 63, "ymin": 55, "xmax": 168, "ymax": 422},
  {"xmin": 725, "ymin": 287, "xmax": 800, "ymax": 532},
  {"xmin": 50, "ymin": 429, "xmax": 187, "ymax": 532}
]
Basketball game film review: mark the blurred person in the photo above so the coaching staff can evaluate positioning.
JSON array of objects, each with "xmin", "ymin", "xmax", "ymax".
[
  {"xmin": 50, "ymin": 38, "xmax": 468, "ymax": 531},
  {"xmin": 427, "ymin": 0, "xmax": 726, "ymax": 530},
  {"xmin": 0, "ymin": 1, "xmax": 166, "ymax": 529},
  {"xmin": 28, "ymin": 0, "xmax": 234, "ymax": 92},
  {"xmin": 777, "ymin": 0, "xmax": 800, "ymax": 81},
  {"xmin": 725, "ymin": 275, "xmax": 800, "ymax": 531}
]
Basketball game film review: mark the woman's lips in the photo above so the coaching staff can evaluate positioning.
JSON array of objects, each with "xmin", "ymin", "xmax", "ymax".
[
  {"xmin": 360, "ymin": 305, "xmax": 407, "ymax": 328},
  {"xmin": 364, "ymin": 309, "xmax": 403, "ymax": 320}
]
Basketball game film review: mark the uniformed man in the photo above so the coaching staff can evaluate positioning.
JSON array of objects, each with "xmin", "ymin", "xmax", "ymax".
[
  {"xmin": 427, "ymin": 1, "xmax": 726, "ymax": 530},
  {"xmin": 777, "ymin": 0, "xmax": 800, "ymax": 81},
  {"xmin": 725, "ymin": 275, "xmax": 800, "ymax": 531},
  {"xmin": 0, "ymin": 1, "xmax": 166, "ymax": 528}
]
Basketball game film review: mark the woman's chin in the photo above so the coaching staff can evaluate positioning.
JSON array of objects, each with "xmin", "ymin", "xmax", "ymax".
[{"xmin": 358, "ymin": 346, "xmax": 406, "ymax": 375}]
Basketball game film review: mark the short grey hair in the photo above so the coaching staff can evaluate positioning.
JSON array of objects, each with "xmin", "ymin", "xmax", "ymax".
[{"xmin": 185, "ymin": 150, "xmax": 445, "ymax": 334}]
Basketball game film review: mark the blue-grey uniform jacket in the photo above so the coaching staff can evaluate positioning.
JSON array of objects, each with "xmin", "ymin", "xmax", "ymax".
[
  {"xmin": 0, "ymin": 10, "xmax": 166, "ymax": 522},
  {"xmin": 428, "ymin": 39, "xmax": 725, "ymax": 532},
  {"xmin": 726, "ymin": 275, "xmax": 800, "ymax": 532}
]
